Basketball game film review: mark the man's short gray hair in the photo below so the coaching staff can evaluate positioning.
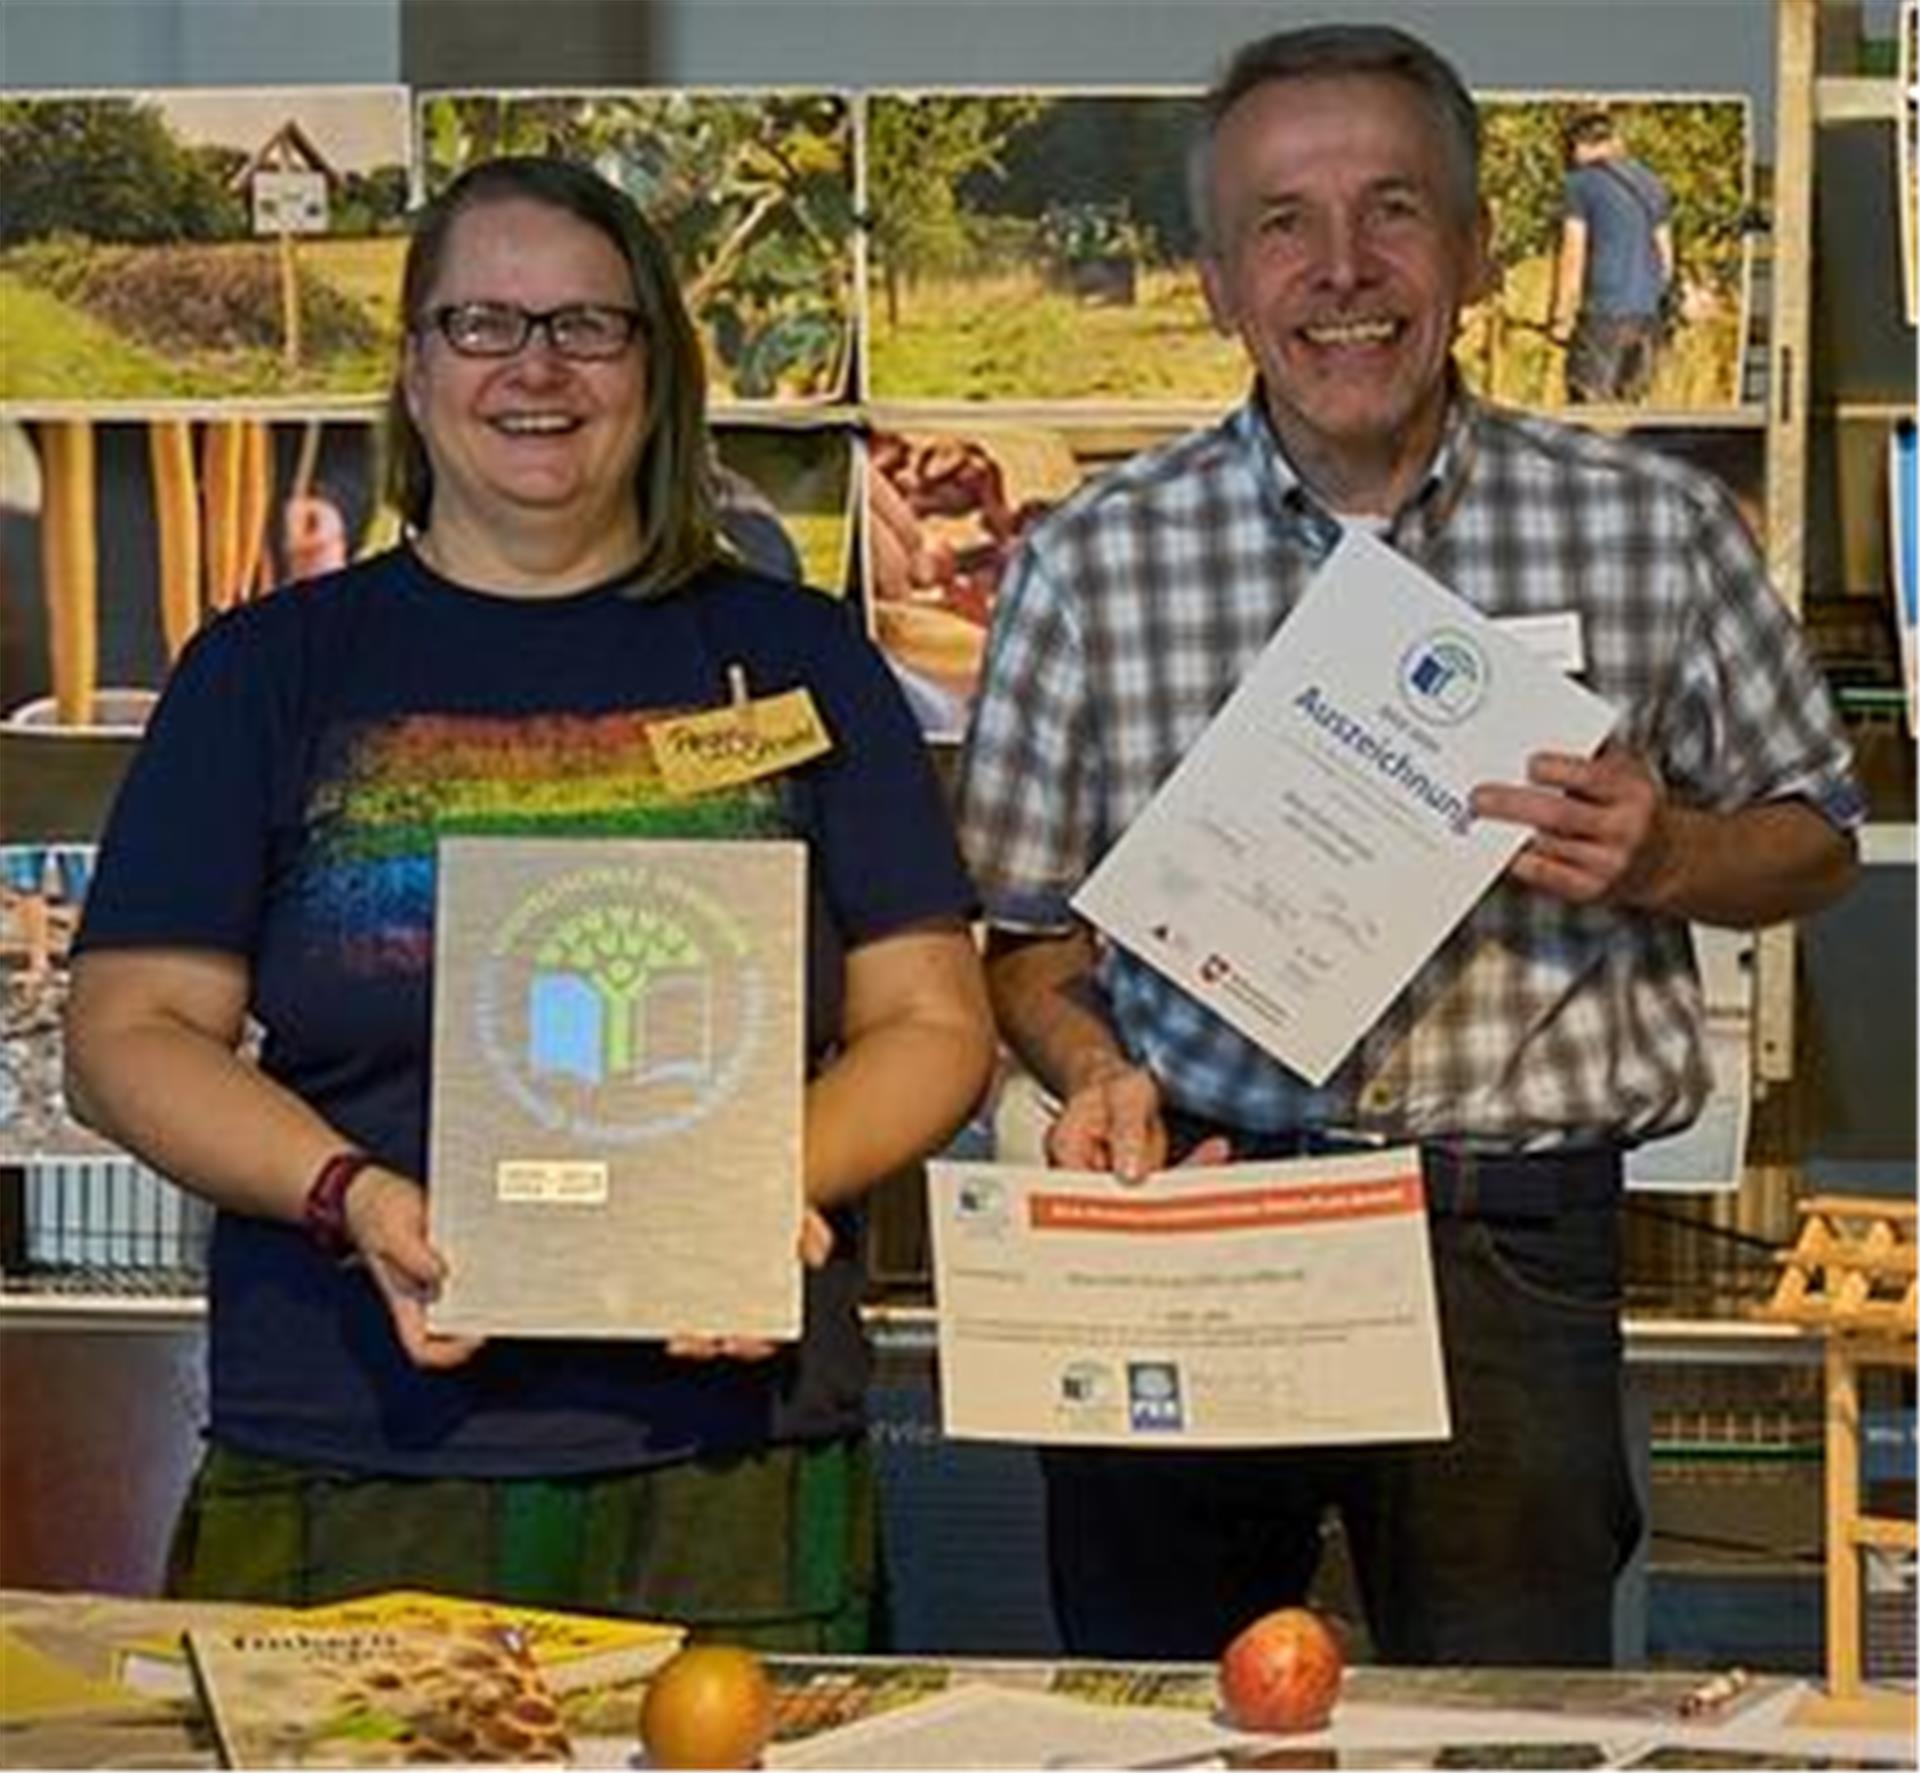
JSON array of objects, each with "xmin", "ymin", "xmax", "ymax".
[{"xmin": 1187, "ymin": 23, "xmax": 1481, "ymax": 253}]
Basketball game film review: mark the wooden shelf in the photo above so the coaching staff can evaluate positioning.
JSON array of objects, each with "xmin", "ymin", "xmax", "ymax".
[
  {"xmin": 1820, "ymin": 400, "xmax": 1917, "ymax": 422},
  {"xmin": 1859, "ymin": 823, "xmax": 1917, "ymax": 866},
  {"xmin": 1814, "ymin": 74, "xmax": 1903, "ymax": 124}
]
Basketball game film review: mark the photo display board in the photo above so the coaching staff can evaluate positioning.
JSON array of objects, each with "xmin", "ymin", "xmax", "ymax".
[{"xmin": 0, "ymin": 72, "xmax": 1779, "ymax": 1228}]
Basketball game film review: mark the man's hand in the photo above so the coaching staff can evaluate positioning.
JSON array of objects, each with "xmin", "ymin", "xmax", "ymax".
[
  {"xmin": 1471, "ymin": 743, "xmax": 1675, "ymax": 910},
  {"xmin": 1048, "ymin": 1055, "xmax": 1164, "ymax": 1180},
  {"xmin": 1047, "ymin": 1056, "xmax": 1230, "ymax": 1182},
  {"xmin": 344, "ymin": 1166, "xmax": 486, "ymax": 1372},
  {"xmin": 666, "ymin": 1207, "xmax": 835, "ymax": 1362}
]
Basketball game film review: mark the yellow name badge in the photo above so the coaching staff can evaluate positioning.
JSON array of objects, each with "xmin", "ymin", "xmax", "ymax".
[{"xmin": 647, "ymin": 686, "xmax": 833, "ymax": 796}]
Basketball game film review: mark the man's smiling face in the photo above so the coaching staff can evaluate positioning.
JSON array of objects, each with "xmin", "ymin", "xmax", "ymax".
[{"xmin": 1199, "ymin": 72, "xmax": 1489, "ymax": 512}]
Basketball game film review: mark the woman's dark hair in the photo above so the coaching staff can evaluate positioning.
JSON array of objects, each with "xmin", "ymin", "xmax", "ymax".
[{"xmin": 383, "ymin": 154, "xmax": 717, "ymax": 595}]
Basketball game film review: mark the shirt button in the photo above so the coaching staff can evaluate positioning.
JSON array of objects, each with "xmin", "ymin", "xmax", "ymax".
[{"xmin": 1360, "ymin": 1082, "xmax": 1395, "ymax": 1113}]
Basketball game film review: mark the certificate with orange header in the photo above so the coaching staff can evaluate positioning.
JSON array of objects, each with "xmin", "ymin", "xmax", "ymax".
[{"xmin": 928, "ymin": 1150, "xmax": 1450, "ymax": 1447}]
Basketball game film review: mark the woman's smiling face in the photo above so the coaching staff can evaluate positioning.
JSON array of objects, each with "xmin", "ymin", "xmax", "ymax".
[{"xmin": 403, "ymin": 196, "xmax": 650, "ymax": 567}]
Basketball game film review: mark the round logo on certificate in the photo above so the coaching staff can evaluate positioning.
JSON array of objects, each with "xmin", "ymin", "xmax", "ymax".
[
  {"xmin": 954, "ymin": 1175, "xmax": 1010, "ymax": 1234},
  {"xmin": 476, "ymin": 862, "xmax": 765, "ymax": 1146},
  {"xmin": 1397, "ymin": 630, "xmax": 1489, "ymax": 726}
]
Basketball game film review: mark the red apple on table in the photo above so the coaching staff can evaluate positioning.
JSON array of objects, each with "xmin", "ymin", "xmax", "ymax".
[{"xmin": 1218, "ymin": 1606, "xmax": 1345, "ymax": 1733}]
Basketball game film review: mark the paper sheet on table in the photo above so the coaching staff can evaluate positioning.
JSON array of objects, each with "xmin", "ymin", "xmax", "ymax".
[
  {"xmin": 930, "ymin": 1152, "xmax": 1449, "ymax": 1447},
  {"xmin": 1073, "ymin": 528, "xmax": 1618, "ymax": 1085},
  {"xmin": 766, "ymin": 1681, "xmax": 1248, "ymax": 1769}
]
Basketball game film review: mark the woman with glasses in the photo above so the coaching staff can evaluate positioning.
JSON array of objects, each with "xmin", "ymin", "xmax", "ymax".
[{"xmin": 64, "ymin": 157, "xmax": 995, "ymax": 1645}]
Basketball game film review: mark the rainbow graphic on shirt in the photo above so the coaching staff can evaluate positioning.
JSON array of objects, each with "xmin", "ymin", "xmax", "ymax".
[{"xmin": 294, "ymin": 710, "xmax": 787, "ymax": 975}]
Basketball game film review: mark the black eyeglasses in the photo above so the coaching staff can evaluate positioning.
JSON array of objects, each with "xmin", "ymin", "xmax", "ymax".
[{"xmin": 421, "ymin": 301, "xmax": 644, "ymax": 361}]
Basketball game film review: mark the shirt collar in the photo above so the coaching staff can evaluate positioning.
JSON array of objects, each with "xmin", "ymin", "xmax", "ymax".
[{"xmin": 1228, "ymin": 377, "xmax": 1481, "ymax": 559}]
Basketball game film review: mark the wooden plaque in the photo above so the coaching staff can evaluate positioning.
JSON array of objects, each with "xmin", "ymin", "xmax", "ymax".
[{"xmin": 426, "ymin": 837, "xmax": 805, "ymax": 1339}]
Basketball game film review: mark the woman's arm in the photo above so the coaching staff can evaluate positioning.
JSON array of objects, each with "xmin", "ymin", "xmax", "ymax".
[
  {"xmin": 65, "ymin": 949, "xmax": 481, "ymax": 1369},
  {"xmin": 803, "ymin": 920, "xmax": 997, "ymax": 1210},
  {"xmin": 665, "ymin": 919, "xmax": 994, "ymax": 1361}
]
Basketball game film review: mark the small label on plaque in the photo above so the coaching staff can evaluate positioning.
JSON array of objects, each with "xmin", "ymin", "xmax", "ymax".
[
  {"xmin": 647, "ymin": 688, "xmax": 832, "ymax": 795},
  {"xmin": 496, "ymin": 1160, "xmax": 610, "ymax": 1205}
]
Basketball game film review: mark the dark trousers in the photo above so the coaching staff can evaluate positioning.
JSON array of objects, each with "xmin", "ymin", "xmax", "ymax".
[
  {"xmin": 1566, "ymin": 313, "xmax": 1662, "ymax": 404},
  {"xmin": 1040, "ymin": 1136, "xmax": 1643, "ymax": 1666}
]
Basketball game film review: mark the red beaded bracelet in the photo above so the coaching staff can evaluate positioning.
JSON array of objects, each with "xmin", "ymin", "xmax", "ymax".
[{"xmin": 303, "ymin": 1151, "xmax": 375, "ymax": 1258}]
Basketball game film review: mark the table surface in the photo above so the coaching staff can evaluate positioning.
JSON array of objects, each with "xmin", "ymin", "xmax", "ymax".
[{"xmin": 3, "ymin": 1588, "xmax": 1913, "ymax": 1770}]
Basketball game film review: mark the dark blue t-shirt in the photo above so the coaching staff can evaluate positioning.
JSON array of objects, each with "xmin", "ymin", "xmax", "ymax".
[
  {"xmin": 1564, "ymin": 158, "xmax": 1671, "ymax": 319},
  {"xmin": 77, "ymin": 546, "xmax": 975, "ymax": 1477}
]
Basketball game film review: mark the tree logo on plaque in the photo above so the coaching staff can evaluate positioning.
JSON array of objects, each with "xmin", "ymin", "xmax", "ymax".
[
  {"xmin": 1397, "ymin": 630, "xmax": 1489, "ymax": 726},
  {"xmin": 530, "ymin": 904, "xmax": 712, "ymax": 1088},
  {"xmin": 476, "ymin": 864, "xmax": 764, "ymax": 1146}
]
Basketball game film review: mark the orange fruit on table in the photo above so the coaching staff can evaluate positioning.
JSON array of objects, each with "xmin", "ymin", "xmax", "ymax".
[
  {"xmin": 640, "ymin": 1644, "xmax": 775, "ymax": 1769},
  {"xmin": 1218, "ymin": 1605, "xmax": 1345, "ymax": 1733}
]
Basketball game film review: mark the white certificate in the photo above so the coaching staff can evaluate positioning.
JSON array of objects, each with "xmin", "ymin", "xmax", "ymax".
[
  {"xmin": 1072, "ymin": 529, "xmax": 1618, "ymax": 1085},
  {"xmin": 928, "ymin": 1151, "xmax": 1450, "ymax": 1448}
]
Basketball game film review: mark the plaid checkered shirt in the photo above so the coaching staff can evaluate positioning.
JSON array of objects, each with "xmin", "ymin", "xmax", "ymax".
[{"xmin": 955, "ymin": 390, "xmax": 1865, "ymax": 1148}]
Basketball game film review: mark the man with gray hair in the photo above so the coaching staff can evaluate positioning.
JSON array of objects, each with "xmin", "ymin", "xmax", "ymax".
[{"xmin": 957, "ymin": 23, "xmax": 1860, "ymax": 1665}]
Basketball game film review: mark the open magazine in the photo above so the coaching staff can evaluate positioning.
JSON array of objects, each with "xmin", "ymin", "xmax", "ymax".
[{"xmin": 185, "ymin": 1621, "xmax": 569, "ymax": 1768}]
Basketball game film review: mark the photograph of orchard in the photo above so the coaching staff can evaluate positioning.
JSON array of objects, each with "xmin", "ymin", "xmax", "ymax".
[
  {"xmin": 419, "ymin": 90, "xmax": 855, "ymax": 406},
  {"xmin": 866, "ymin": 423, "xmax": 1167, "ymax": 738},
  {"xmin": 864, "ymin": 91, "xmax": 1245, "ymax": 408},
  {"xmin": 1460, "ymin": 94, "xmax": 1753, "ymax": 412},
  {"xmin": 0, "ymin": 89, "xmax": 412, "ymax": 405}
]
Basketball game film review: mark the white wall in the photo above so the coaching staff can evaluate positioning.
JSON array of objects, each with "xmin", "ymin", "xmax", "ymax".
[
  {"xmin": 5, "ymin": 0, "xmax": 1780, "ymax": 152},
  {"xmin": 0, "ymin": 0, "xmax": 401, "ymax": 87},
  {"xmin": 656, "ymin": 0, "xmax": 1780, "ymax": 152}
]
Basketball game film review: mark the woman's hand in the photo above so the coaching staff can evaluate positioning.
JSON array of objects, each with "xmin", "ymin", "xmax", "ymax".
[
  {"xmin": 344, "ymin": 1166, "xmax": 486, "ymax": 1371},
  {"xmin": 665, "ymin": 1207, "xmax": 835, "ymax": 1362}
]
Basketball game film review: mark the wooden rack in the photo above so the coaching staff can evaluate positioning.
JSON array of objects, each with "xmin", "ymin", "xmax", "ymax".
[{"xmin": 1759, "ymin": 1194, "xmax": 1917, "ymax": 1729}]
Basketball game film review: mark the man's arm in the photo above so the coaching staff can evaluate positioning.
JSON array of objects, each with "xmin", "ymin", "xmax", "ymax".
[
  {"xmin": 985, "ymin": 926, "xmax": 1229, "ymax": 1180},
  {"xmin": 1653, "ymin": 219, "xmax": 1676, "ymax": 290},
  {"xmin": 1472, "ymin": 745, "xmax": 1858, "ymax": 927},
  {"xmin": 1551, "ymin": 214, "xmax": 1588, "ymax": 338}
]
